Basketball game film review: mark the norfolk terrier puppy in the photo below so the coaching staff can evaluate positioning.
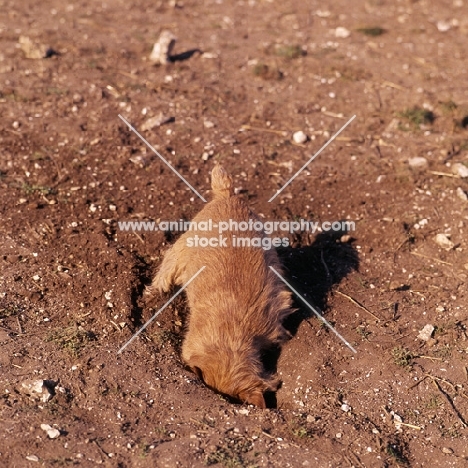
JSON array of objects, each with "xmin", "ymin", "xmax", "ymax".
[{"xmin": 148, "ymin": 164, "xmax": 293, "ymax": 408}]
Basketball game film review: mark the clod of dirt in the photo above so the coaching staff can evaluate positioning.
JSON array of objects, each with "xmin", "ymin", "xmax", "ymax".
[
  {"xmin": 40, "ymin": 424, "xmax": 61, "ymax": 439},
  {"xmin": 456, "ymin": 187, "xmax": 468, "ymax": 201},
  {"xmin": 451, "ymin": 163, "xmax": 468, "ymax": 178},
  {"xmin": 293, "ymin": 131, "xmax": 308, "ymax": 144},
  {"xmin": 20, "ymin": 379, "xmax": 55, "ymax": 402},
  {"xmin": 434, "ymin": 233, "xmax": 454, "ymax": 250},
  {"xmin": 149, "ymin": 30, "xmax": 177, "ymax": 65},
  {"xmin": 18, "ymin": 36, "xmax": 55, "ymax": 59},
  {"xmin": 417, "ymin": 324, "xmax": 435, "ymax": 341},
  {"xmin": 408, "ymin": 157, "xmax": 428, "ymax": 170}
]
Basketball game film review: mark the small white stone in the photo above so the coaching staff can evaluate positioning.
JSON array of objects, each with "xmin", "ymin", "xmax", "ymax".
[
  {"xmin": 204, "ymin": 120, "xmax": 215, "ymax": 129},
  {"xmin": 32, "ymin": 275, "xmax": 41, "ymax": 281},
  {"xmin": 436, "ymin": 20, "xmax": 452, "ymax": 32},
  {"xmin": 335, "ymin": 27, "xmax": 350, "ymax": 38},
  {"xmin": 109, "ymin": 204, "xmax": 117, "ymax": 211},
  {"xmin": 238, "ymin": 409, "xmax": 249, "ymax": 415},
  {"xmin": 434, "ymin": 233, "xmax": 454, "ymax": 250},
  {"xmin": 141, "ymin": 113, "xmax": 173, "ymax": 131},
  {"xmin": 335, "ymin": 433, "xmax": 342, "ymax": 438},
  {"xmin": 18, "ymin": 36, "xmax": 50, "ymax": 59},
  {"xmin": 149, "ymin": 30, "xmax": 177, "ymax": 65},
  {"xmin": 452, "ymin": 163, "xmax": 468, "ymax": 178},
  {"xmin": 456, "ymin": 187, "xmax": 468, "ymax": 201},
  {"xmin": 202, "ymin": 152, "xmax": 210, "ymax": 161},
  {"xmin": 40, "ymin": 424, "xmax": 60, "ymax": 439},
  {"xmin": 316, "ymin": 10, "xmax": 331, "ymax": 18},
  {"xmin": 26, "ymin": 455, "xmax": 39, "ymax": 462},
  {"xmin": 408, "ymin": 157, "xmax": 428, "ymax": 169},
  {"xmin": 293, "ymin": 130, "xmax": 308, "ymax": 144},
  {"xmin": 417, "ymin": 324, "xmax": 435, "ymax": 341},
  {"xmin": 341, "ymin": 403, "xmax": 351, "ymax": 412}
]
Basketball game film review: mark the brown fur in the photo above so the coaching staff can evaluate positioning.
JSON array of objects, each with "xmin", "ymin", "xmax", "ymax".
[{"xmin": 148, "ymin": 164, "xmax": 293, "ymax": 407}]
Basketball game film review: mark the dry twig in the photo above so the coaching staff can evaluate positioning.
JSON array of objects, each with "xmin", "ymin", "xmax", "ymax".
[{"xmin": 336, "ymin": 290, "xmax": 381, "ymax": 321}]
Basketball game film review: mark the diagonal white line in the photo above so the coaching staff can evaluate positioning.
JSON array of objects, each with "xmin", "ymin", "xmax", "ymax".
[
  {"xmin": 268, "ymin": 115, "xmax": 356, "ymax": 202},
  {"xmin": 117, "ymin": 266, "xmax": 206, "ymax": 354},
  {"xmin": 118, "ymin": 114, "xmax": 207, "ymax": 203},
  {"xmin": 269, "ymin": 266, "xmax": 357, "ymax": 353}
]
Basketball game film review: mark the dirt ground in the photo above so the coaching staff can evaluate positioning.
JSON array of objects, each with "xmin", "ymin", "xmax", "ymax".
[{"xmin": 1, "ymin": 0, "xmax": 468, "ymax": 466}]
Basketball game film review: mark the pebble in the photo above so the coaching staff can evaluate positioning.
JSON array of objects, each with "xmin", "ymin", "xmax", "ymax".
[
  {"xmin": 456, "ymin": 187, "xmax": 468, "ymax": 201},
  {"xmin": 442, "ymin": 447, "xmax": 454, "ymax": 454},
  {"xmin": 40, "ymin": 424, "xmax": 61, "ymax": 439},
  {"xmin": 293, "ymin": 130, "xmax": 308, "ymax": 144},
  {"xmin": 26, "ymin": 455, "xmax": 39, "ymax": 462},
  {"xmin": 389, "ymin": 281, "xmax": 406, "ymax": 291},
  {"xmin": 434, "ymin": 233, "xmax": 454, "ymax": 250},
  {"xmin": 436, "ymin": 20, "xmax": 452, "ymax": 32},
  {"xmin": 426, "ymin": 337, "xmax": 438, "ymax": 347},
  {"xmin": 149, "ymin": 30, "xmax": 177, "ymax": 65},
  {"xmin": 417, "ymin": 324, "xmax": 435, "ymax": 341},
  {"xmin": 408, "ymin": 157, "xmax": 428, "ymax": 169},
  {"xmin": 335, "ymin": 27, "xmax": 351, "ymax": 38},
  {"xmin": 451, "ymin": 163, "xmax": 468, "ymax": 178},
  {"xmin": 129, "ymin": 155, "xmax": 148, "ymax": 168},
  {"xmin": 18, "ymin": 36, "xmax": 51, "ymax": 59},
  {"xmin": 72, "ymin": 93, "xmax": 83, "ymax": 103},
  {"xmin": 341, "ymin": 403, "xmax": 351, "ymax": 412},
  {"xmin": 141, "ymin": 113, "xmax": 174, "ymax": 131},
  {"xmin": 21, "ymin": 379, "xmax": 54, "ymax": 402}
]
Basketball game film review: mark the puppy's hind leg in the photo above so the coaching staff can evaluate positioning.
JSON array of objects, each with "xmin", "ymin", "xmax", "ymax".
[{"xmin": 146, "ymin": 242, "xmax": 185, "ymax": 297}]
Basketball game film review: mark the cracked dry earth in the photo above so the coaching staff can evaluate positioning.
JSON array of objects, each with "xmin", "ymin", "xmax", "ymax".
[{"xmin": 1, "ymin": 0, "xmax": 468, "ymax": 466}]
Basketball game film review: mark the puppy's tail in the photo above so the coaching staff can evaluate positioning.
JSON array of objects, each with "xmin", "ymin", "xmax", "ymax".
[{"xmin": 211, "ymin": 163, "xmax": 233, "ymax": 198}]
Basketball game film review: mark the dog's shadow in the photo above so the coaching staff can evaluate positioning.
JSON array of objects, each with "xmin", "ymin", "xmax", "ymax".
[{"xmin": 262, "ymin": 230, "xmax": 359, "ymax": 407}]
